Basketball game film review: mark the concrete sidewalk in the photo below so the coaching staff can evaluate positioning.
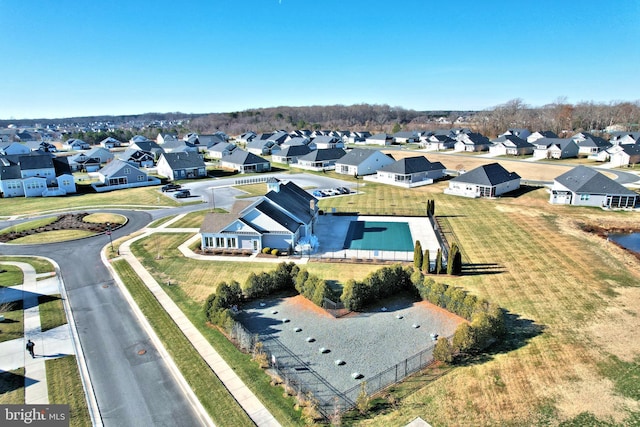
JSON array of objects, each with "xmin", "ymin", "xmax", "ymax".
[
  {"xmin": 0, "ymin": 262, "xmax": 75, "ymax": 405},
  {"xmin": 110, "ymin": 215, "xmax": 281, "ymax": 426}
]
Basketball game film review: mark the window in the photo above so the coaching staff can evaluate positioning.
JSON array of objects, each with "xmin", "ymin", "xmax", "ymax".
[
  {"xmin": 204, "ymin": 236, "xmax": 213, "ymax": 247},
  {"xmin": 124, "ymin": 168, "xmax": 131, "ymax": 174},
  {"xmin": 227, "ymin": 237, "xmax": 237, "ymax": 248},
  {"xmin": 580, "ymin": 194, "xmax": 590, "ymax": 201},
  {"xmin": 215, "ymin": 237, "xmax": 224, "ymax": 247},
  {"xmin": 137, "ymin": 175, "xmax": 145, "ymax": 181}
]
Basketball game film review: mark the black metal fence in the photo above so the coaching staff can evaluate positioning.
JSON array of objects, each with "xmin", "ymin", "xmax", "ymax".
[{"xmin": 227, "ymin": 317, "xmax": 452, "ymax": 420}]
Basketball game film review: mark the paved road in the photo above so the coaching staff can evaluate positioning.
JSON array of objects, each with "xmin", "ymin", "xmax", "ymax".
[{"xmin": 1, "ymin": 210, "xmax": 206, "ymax": 427}]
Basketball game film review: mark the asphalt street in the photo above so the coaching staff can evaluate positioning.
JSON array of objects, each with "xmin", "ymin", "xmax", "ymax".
[{"xmin": 1, "ymin": 210, "xmax": 206, "ymax": 427}]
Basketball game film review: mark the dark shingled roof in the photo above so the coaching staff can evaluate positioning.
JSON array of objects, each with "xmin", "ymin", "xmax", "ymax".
[
  {"xmin": 337, "ymin": 148, "xmax": 392, "ymax": 166},
  {"xmin": 377, "ymin": 156, "xmax": 445, "ymax": 174},
  {"xmin": 555, "ymin": 166, "xmax": 637, "ymax": 195},
  {"xmin": 298, "ymin": 148, "xmax": 346, "ymax": 162},
  {"xmin": 265, "ymin": 181, "xmax": 317, "ymax": 224},
  {"xmin": 450, "ymin": 163, "xmax": 520, "ymax": 186},
  {"xmin": 160, "ymin": 152, "xmax": 205, "ymax": 169},
  {"xmin": 222, "ymin": 149, "xmax": 269, "ymax": 165}
]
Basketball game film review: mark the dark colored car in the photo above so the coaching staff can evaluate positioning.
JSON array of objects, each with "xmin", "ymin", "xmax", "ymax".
[
  {"xmin": 174, "ymin": 189, "xmax": 191, "ymax": 198},
  {"xmin": 162, "ymin": 183, "xmax": 182, "ymax": 192}
]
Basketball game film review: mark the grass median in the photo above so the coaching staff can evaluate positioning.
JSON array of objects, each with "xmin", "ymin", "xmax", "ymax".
[
  {"xmin": 46, "ymin": 356, "xmax": 91, "ymax": 427},
  {"xmin": 111, "ymin": 259, "xmax": 256, "ymax": 427}
]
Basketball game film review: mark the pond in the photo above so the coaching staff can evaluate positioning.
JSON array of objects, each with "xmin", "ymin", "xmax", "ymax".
[{"xmin": 608, "ymin": 232, "xmax": 640, "ymax": 255}]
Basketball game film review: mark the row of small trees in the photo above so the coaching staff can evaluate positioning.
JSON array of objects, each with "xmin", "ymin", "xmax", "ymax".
[
  {"xmin": 204, "ymin": 262, "xmax": 506, "ymax": 362},
  {"xmin": 413, "ymin": 241, "xmax": 462, "ymax": 276}
]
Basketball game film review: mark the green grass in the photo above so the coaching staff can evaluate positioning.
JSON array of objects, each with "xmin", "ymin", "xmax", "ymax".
[
  {"xmin": 0, "ymin": 367, "xmax": 25, "ymax": 404},
  {"xmin": 0, "ymin": 186, "xmax": 183, "ymax": 217},
  {"xmin": 0, "ymin": 217, "xmax": 57, "ymax": 234},
  {"xmin": 598, "ymin": 355, "xmax": 640, "ymax": 401},
  {"xmin": 0, "ymin": 257, "xmax": 55, "ymax": 274},
  {"xmin": 148, "ymin": 215, "xmax": 178, "ymax": 228},
  {"xmin": 168, "ymin": 209, "xmax": 226, "ymax": 228},
  {"xmin": 0, "ymin": 264, "xmax": 23, "ymax": 287},
  {"xmin": 38, "ymin": 294, "xmax": 66, "ymax": 332},
  {"xmin": 8, "ymin": 230, "xmax": 96, "ymax": 244},
  {"xmin": 46, "ymin": 356, "xmax": 92, "ymax": 427},
  {"xmin": 234, "ymin": 183, "xmax": 268, "ymax": 197},
  {"xmin": 111, "ymin": 259, "xmax": 256, "ymax": 427},
  {"xmin": 0, "ymin": 300, "xmax": 24, "ymax": 343}
]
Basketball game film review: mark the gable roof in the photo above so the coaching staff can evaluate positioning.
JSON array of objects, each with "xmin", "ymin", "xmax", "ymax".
[
  {"xmin": 264, "ymin": 181, "xmax": 317, "ymax": 225},
  {"xmin": 555, "ymin": 166, "xmax": 637, "ymax": 195},
  {"xmin": 336, "ymin": 148, "xmax": 392, "ymax": 166},
  {"xmin": 492, "ymin": 135, "xmax": 535, "ymax": 148},
  {"xmin": 160, "ymin": 152, "xmax": 205, "ymax": 169},
  {"xmin": 98, "ymin": 159, "xmax": 144, "ymax": 176},
  {"xmin": 222, "ymin": 149, "xmax": 268, "ymax": 165},
  {"xmin": 200, "ymin": 201, "xmax": 255, "ymax": 233},
  {"xmin": 276, "ymin": 145, "xmax": 312, "ymax": 157},
  {"xmin": 377, "ymin": 156, "xmax": 446, "ymax": 174},
  {"xmin": 298, "ymin": 148, "xmax": 346, "ymax": 162},
  {"xmin": 254, "ymin": 200, "xmax": 300, "ymax": 233},
  {"xmin": 451, "ymin": 163, "xmax": 520, "ymax": 186}
]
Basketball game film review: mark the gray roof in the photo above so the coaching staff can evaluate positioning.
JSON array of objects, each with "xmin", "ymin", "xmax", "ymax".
[
  {"xmin": 336, "ymin": 148, "xmax": 392, "ymax": 166},
  {"xmin": 555, "ymin": 166, "xmax": 637, "ymax": 195},
  {"xmin": 450, "ymin": 163, "xmax": 520, "ymax": 186},
  {"xmin": 222, "ymin": 149, "xmax": 268, "ymax": 165},
  {"xmin": 98, "ymin": 159, "xmax": 143, "ymax": 176},
  {"xmin": 160, "ymin": 152, "xmax": 205, "ymax": 169},
  {"xmin": 298, "ymin": 148, "xmax": 346, "ymax": 162},
  {"xmin": 276, "ymin": 145, "xmax": 311, "ymax": 157},
  {"xmin": 264, "ymin": 181, "xmax": 317, "ymax": 225},
  {"xmin": 377, "ymin": 156, "xmax": 446, "ymax": 174},
  {"xmin": 255, "ymin": 200, "xmax": 300, "ymax": 233},
  {"xmin": 492, "ymin": 135, "xmax": 535, "ymax": 148}
]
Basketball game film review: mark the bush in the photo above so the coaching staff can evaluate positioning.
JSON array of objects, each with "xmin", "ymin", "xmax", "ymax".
[
  {"xmin": 271, "ymin": 249, "xmax": 279, "ymax": 256},
  {"xmin": 262, "ymin": 247, "xmax": 271, "ymax": 254},
  {"xmin": 433, "ymin": 336, "xmax": 453, "ymax": 364}
]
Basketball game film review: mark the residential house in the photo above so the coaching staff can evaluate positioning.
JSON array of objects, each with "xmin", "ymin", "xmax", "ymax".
[
  {"xmin": 271, "ymin": 145, "xmax": 312, "ymax": 164},
  {"xmin": 99, "ymin": 137, "xmax": 123, "ymax": 149},
  {"xmin": 130, "ymin": 135, "xmax": 152, "ymax": 145},
  {"xmin": 267, "ymin": 131, "xmax": 289, "ymax": 145},
  {"xmin": 246, "ymin": 138, "xmax": 279, "ymax": 156},
  {"xmin": 312, "ymin": 135, "xmax": 344, "ymax": 149},
  {"xmin": 238, "ymin": 131, "xmax": 257, "ymax": 144},
  {"xmin": 67, "ymin": 152, "xmax": 102, "ymax": 172},
  {"xmin": 24, "ymin": 141, "xmax": 58, "ymax": 153},
  {"xmin": 160, "ymin": 138, "xmax": 198, "ymax": 154},
  {"xmin": 444, "ymin": 163, "xmax": 521, "ymax": 198},
  {"xmin": 371, "ymin": 156, "xmax": 446, "ymax": 188},
  {"xmin": 63, "ymin": 139, "xmax": 90, "ymax": 151},
  {"xmin": 219, "ymin": 149, "xmax": 271, "ymax": 173},
  {"xmin": 392, "ymin": 131, "xmax": 419, "ymax": 144},
  {"xmin": 500, "ymin": 128, "xmax": 531, "ymax": 141},
  {"xmin": 550, "ymin": 165, "xmax": 637, "ymax": 208},
  {"xmin": 365, "ymin": 133, "xmax": 392, "ymax": 146},
  {"xmin": 527, "ymin": 131, "xmax": 558, "ymax": 143},
  {"xmin": 532, "ymin": 138, "xmax": 580, "ymax": 159},
  {"xmin": 420, "ymin": 133, "xmax": 456, "ymax": 151},
  {"xmin": 157, "ymin": 152, "xmax": 207, "ymax": 181},
  {"xmin": 84, "ymin": 147, "xmax": 114, "ymax": 164},
  {"xmin": 96, "ymin": 159, "xmax": 149, "ymax": 187},
  {"xmin": 0, "ymin": 142, "xmax": 30, "ymax": 156},
  {"xmin": 577, "ymin": 137, "xmax": 612, "ymax": 156},
  {"xmin": 347, "ymin": 131, "xmax": 371, "ymax": 144},
  {"xmin": 609, "ymin": 143, "xmax": 640, "ymax": 168},
  {"xmin": 489, "ymin": 135, "xmax": 535, "ymax": 156},
  {"xmin": 200, "ymin": 179, "xmax": 318, "ymax": 254},
  {"xmin": 281, "ymin": 137, "xmax": 314, "ymax": 150},
  {"xmin": 454, "ymin": 132, "xmax": 492, "ymax": 152},
  {"xmin": 195, "ymin": 133, "xmax": 228, "ymax": 150},
  {"xmin": 207, "ymin": 142, "xmax": 237, "ymax": 159},
  {"xmin": 157, "ymin": 133, "xmax": 178, "ymax": 145},
  {"xmin": 128, "ymin": 140, "xmax": 164, "ymax": 161},
  {"xmin": 118, "ymin": 148, "xmax": 155, "ymax": 168},
  {"xmin": 0, "ymin": 152, "xmax": 76, "ymax": 198},
  {"xmin": 335, "ymin": 148, "xmax": 395, "ymax": 176},
  {"xmin": 294, "ymin": 148, "xmax": 347, "ymax": 171},
  {"xmin": 609, "ymin": 132, "xmax": 640, "ymax": 146}
]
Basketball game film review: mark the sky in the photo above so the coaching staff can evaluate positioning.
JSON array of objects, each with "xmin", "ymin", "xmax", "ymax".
[{"xmin": 1, "ymin": 0, "xmax": 639, "ymax": 119}]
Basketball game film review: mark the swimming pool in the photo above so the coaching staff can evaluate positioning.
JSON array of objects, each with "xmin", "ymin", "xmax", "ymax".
[{"xmin": 343, "ymin": 220, "xmax": 414, "ymax": 251}]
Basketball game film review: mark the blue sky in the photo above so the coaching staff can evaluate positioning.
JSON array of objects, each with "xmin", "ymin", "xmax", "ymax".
[{"xmin": 1, "ymin": 0, "xmax": 639, "ymax": 119}]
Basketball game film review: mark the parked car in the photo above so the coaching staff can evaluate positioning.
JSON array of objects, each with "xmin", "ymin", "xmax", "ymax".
[
  {"xmin": 338, "ymin": 187, "xmax": 350, "ymax": 194},
  {"xmin": 162, "ymin": 183, "xmax": 182, "ymax": 192},
  {"xmin": 312, "ymin": 190, "xmax": 324, "ymax": 197},
  {"xmin": 174, "ymin": 189, "xmax": 190, "ymax": 198}
]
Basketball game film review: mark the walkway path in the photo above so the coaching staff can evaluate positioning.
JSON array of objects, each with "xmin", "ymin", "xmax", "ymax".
[
  {"xmin": 0, "ymin": 262, "xmax": 74, "ymax": 404},
  {"xmin": 109, "ymin": 214, "xmax": 281, "ymax": 427}
]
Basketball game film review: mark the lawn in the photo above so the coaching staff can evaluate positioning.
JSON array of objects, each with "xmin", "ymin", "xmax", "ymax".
[
  {"xmin": 8, "ymin": 230, "xmax": 96, "ymax": 244},
  {"xmin": 38, "ymin": 294, "xmax": 66, "ymax": 332},
  {"xmin": 0, "ymin": 300, "xmax": 24, "ymax": 343},
  {"xmin": 167, "ymin": 208, "xmax": 226, "ymax": 229},
  {"xmin": 134, "ymin": 178, "xmax": 640, "ymax": 425},
  {"xmin": 0, "ymin": 257, "xmax": 55, "ymax": 275},
  {"xmin": 46, "ymin": 356, "xmax": 92, "ymax": 427},
  {"xmin": 0, "ymin": 186, "xmax": 182, "ymax": 218},
  {"xmin": 0, "ymin": 217, "xmax": 57, "ymax": 234},
  {"xmin": 0, "ymin": 368, "xmax": 25, "ymax": 404},
  {"xmin": 0, "ymin": 264, "xmax": 23, "ymax": 287}
]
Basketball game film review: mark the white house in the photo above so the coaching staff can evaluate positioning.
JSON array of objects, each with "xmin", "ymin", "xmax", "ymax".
[
  {"xmin": 445, "ymin": 163, "xmax": 521, "ymax": 198},
  {"xmin": 335, "ymin": 148, "xmax": 395, "ymax": 176}
]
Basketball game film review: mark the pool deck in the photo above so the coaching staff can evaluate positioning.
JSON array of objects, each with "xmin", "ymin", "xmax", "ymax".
[{"xmin": 314, "ymin": 214, "xmax": 440, "ymax": 263}]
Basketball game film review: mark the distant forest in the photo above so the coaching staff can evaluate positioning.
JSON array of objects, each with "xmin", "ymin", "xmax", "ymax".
[{"xmin": 5, "ymin": 99, "xmax": 639, "ymax": 139}]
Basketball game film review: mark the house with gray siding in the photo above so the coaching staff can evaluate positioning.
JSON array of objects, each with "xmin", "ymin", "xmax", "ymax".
[
  {"xmin": 445, "ymin": 163, "xmax": 521, "ymax": 198},
  {"xmin": 550, "ymin": 166, "xmax": 638, "ymax": 208}
]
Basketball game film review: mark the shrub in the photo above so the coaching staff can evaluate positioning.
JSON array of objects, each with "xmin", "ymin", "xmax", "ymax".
[
  {"xmin": 433, "ymin": 336, "xmax": 453, "ymax": 364},
  {"xmin": 262, "ymin": 247, "xmax": 271, "ymax": 254},
  {"xmin": 271, "ymin": 249, "xmax": 279, "ymax": 256},
  {"xmin": 413, "ymin": 240, "xmax": 423, "ymax": 270}
]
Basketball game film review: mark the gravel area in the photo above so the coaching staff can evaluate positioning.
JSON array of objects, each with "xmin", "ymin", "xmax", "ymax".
[{"xmin": 236, "ymin": 293, "xmax": 464, "ymax": 406}]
